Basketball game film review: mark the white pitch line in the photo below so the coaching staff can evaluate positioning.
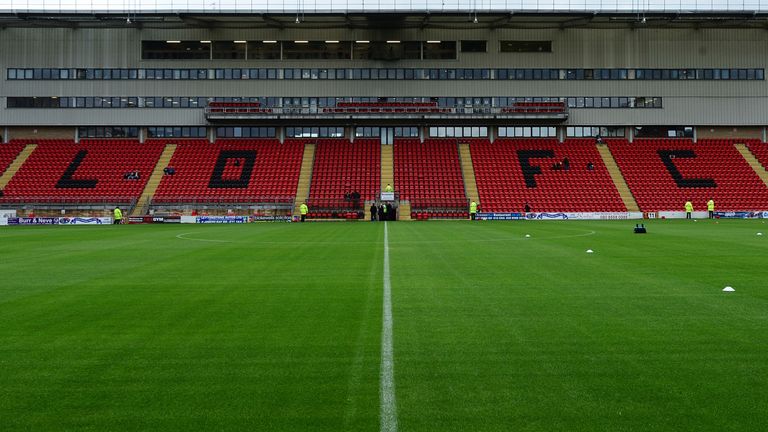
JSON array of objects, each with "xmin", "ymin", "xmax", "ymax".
[{"xmin": 380, "ymin": 221, "xmax": 398, "ymax": 432}]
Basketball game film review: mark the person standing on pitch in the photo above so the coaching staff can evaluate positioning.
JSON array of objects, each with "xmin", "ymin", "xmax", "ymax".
[
  {"xmin": 370, "ymin": 202, "xmax": 378, "ymax": 222},
  {"xmin": 299, "ymin": 202, "xmax": 308, "ymax": 222},
  {"xmin": 469, "ymin": 200, "xmax": 478, "ymax": 220},
  {"xmin": 707, "ymin": 199, "xmax": 715, "ymax": 219},
  {"xmin": 113, "ymin": 206, "xmax": 123, "ymax": 225},
  {"xmin": 685, "ymin": 200, "xmax": 693, "ymax": 219}
]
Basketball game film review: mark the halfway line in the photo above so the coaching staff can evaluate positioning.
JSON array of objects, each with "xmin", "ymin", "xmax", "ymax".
[{"xmin": 380, "ymin": 222, "xmax": 398, "ymax": 432}]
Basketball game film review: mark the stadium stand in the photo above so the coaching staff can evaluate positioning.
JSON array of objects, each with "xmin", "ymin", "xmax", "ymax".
[
  {"xmin": 4, "ymin": 12, "xmax": 768, "ymax": 217},
  {"xmin": 0, "ymin": 143, "xmax": 25, "ymax": 177},
  {"xmin": 746, "ymin": 140, "xmax": 768, "ymax": 172},
  {"xmin": 152, "ymin": 139, "xmax": 303, "ymax": 204},
  {"xmin": 393, "ymin": 139, "xmax": 468, "ymax": 219},
  {"xmin": 609, "ymin": 138, "xmax": 768, "ymax": 211},
  {"xmin": 305, "ymin": 138, "xmax": 380, "ymax": 219},
  {"xmin": 471, "ymin": 139, "xmax": 626, "ymax": 213},
  {"xmin": 0, "ymin": 139, "xmax": 163, "ymax": 204}
]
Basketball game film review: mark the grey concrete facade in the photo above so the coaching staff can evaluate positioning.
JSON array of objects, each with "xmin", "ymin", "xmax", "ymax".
[{"xmin": 1, "ymin": 25, "xmax": 767, "ymax": 127}]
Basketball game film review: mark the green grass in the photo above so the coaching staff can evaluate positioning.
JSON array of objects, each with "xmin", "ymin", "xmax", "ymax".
[{"xmin": 1, "ymin": 220, "xmax": 767, "ymax": 431}]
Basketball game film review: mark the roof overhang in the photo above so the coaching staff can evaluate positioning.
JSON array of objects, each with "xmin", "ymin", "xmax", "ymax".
[{"xmin": 1, "ymin": 11, "xmax": 768, "ymax": 29}]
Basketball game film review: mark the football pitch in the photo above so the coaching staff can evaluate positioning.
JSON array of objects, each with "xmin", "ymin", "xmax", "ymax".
[{"xmin": 1, "ymin": 220, "xmax": 767, "ymax": 431}]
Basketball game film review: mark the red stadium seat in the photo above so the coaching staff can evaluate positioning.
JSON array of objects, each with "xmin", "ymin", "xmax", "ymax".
[
  {"xmin": 471, "ymin": 138, "xmax": 626, "ymax": 213},
  {"xmin": 394, "ymin": 139, "xmax": 467, "ymax": 218},
  {"xmin": 1, "ymin": 139, "xmax": 164, "ymax": 203},
  {"xmin": 610, "ymin": 138, "xmax": 768, "ymax": 211}
]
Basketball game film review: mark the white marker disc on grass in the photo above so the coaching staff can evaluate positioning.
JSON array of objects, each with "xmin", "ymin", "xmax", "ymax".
[{"xmin": 722, "ymin": 286, "xmax": 735, "ymax": 292}]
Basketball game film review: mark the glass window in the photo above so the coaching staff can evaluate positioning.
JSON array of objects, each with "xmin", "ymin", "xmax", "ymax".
[
  {"xmin": 283, "ymin": 41, "xmax": 351, "ymax": 60},
  {"xmin": 500, "ymin": 40, "xmax": 552, "ymax": 53},
  {"xmin": 423, "ymin": 41, "xmax": 457, "ymax": 60},
  {"xmin": 212, "ymin": 41, "xmax": 246, "ymax": 59},
  {"xmin": 461, "ymin": 40, "xmax": 486, "ymax": 52},
  {"xmin": 142, "ymin": 41, "xmax": 210, "ymax": 59},
  {"xmin": 247, "ymin": 41, "xmax": 281, "ymax": 60}
]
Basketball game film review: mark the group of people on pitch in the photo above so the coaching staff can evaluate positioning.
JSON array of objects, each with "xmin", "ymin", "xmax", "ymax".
[{"xmin": 685, "ymin": 199, "xmax": 716, "ymax": 219}]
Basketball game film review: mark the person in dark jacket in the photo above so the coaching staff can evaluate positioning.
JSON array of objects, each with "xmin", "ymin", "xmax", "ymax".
[
  {"xmin": 370, "ymin": 203, "xmax": 378, "ymax": 222},
  {"xmin": 386, "ymin": 203, "xmax": 394, "ymax": 221}
]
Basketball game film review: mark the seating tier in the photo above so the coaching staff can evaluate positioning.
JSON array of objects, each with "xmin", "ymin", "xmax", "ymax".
[
  {"xmin": 472, "ymin": 139, "xmax": 626, "ymax": 212},
  {"xmin": 306, "ymin": 139, "xmax": 380, "ymax": 212},
  {"xmin": 394, "ymin": 139, "xmax": 467, "ymax": 214},
  {"xmin": 609, "ymin": 138, "xmax": 768, "ymax": 211},
  {"xmin": 153, "ymin": 139, "xmax": 303, "ymax": 203},
  {"xmin": 1, "ymin": 139, "xmax": 163, "ymax": 203}
]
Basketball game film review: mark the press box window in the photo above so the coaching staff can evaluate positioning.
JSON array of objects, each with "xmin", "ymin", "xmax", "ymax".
[
  {"xmin": 423, "ymin": 41, "xmax": 457, "ymax": 60},
  {"xmin": 283, "ymin": 41, "xmax": 351, "ymax": 60},
  {"xmin": 354, "ymin": 41, "xmax": 421, "ymax": 60},
  {"xmin": 500, "ymin": 41, "xmax": 552, "ymax": 53},
  {"xmin": 212, "ymin": 41, "xmax": 246, "ymax": 60},
  {"xmin": 247, "ymin": 42, "xmax": 281, "ymax": 60},
  {"xmin": 142, "ymin": 41, "xmax": 211, "ymax": 60},
  {"xmin": 461, "ymin": 40, "xmax": 486, "ymax": 53}
]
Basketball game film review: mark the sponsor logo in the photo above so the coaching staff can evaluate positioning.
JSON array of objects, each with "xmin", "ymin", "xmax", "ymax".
[
  {"xmin": 251, "ymin": 215, "xmax": 292, "ymax": 222},
  {"xmin": 531, "ymin": 213, "xmax": 568, "ymax": 220},
  {"xmin": 61, "ymin": 217, "xmax": 106, "ymax": 225},
  {"xmin": 196, "ymin": 216, "xmax": 249, "ymax": 224},
  {"xmin": 129, "ymin": 216, "xmax": 182, "ymax": 224},
  {"xmin": 476, "ymin": 212, "xmax": 524, "ymax": 221},
  {"xmin": 20, "ymin": 217, "xmax": 59, "ymax": 225},
  {"xmin": 714, "ymin": 211, "xmax": 764, "ymax": 219},
  {"xmin": 6, "ymin": 217, "xmax": 110, "ymax": 225}
]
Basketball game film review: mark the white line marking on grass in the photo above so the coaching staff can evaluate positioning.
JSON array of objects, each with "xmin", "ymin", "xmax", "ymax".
[
  {"xmin": 381, "ymin": 221, "xmax": 398, "ymax": 432},
  {"xmin": 175, "ymin": 232, "xmax": 233, "ymax": 243}
]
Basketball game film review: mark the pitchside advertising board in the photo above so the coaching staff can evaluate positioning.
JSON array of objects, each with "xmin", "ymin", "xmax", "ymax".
[
  {"xmin": 477, "ymin": 211, "xmax": 768, "ymax": 220},
  {"xmin": 5, "ymin": 217, "xmax": 112, "ymax": 225},
  {"xmin": 127, "ymin": 216, "xmax": 181, "ymax": 224},
  {"xmin": 713, "ymin": 211, "xmax": 768, "ymax": 219},
  {"xmin": 195, "ymin": 216, "xmax": 250, "ymax": 224},
  {"xmin": 654, "ymin": 211, "xmax": 768, "ymax": 219},
  {"xmin": 476, "ymin": 212, "xmax": 525, "ymax": 220},
  {"xmin": 0, "ymin": 210, "xmax": 17, "ymax": 226},
  {"xmin": 477, "ymin": 212, "xmax": 643, "ymax": 220}
]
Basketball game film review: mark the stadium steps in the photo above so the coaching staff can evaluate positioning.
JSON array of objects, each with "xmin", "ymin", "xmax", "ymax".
[
  {"xmin": 596, "ymin": 144, "xmax": 640, "ymax": 212},
  {"xmin": 131, "ymin": 144, "xmax": 177, "ymax": 216},
  {"xmin": 381, "ymin": 144, "xmax": 394, "ymax": 193},
  {"xmin": 0, "ymin": 144, "xmax": 37, "ymax": 189},
  {"xmin": 458, "ymin": 143, "xmax": 479, "ymax": 204},
  {"xmin": 293, "ymin": 143, "xmax": 316, "ymax": 216},
  {"xmin": 734, "ymin": 143, "xmax": 768, "ymax": 188},
  {"xmin": 398, "ymin": 201, "xmax": 412, "ymax": 221}
]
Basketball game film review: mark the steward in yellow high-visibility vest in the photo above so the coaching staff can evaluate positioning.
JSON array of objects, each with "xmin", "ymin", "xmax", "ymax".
[
  {"xmin": 707, "ymin": 199, "xmax": 715, "ymax": 219},
  {"xmin": 469, "ymin": 201, "xmax": 478, "ymax": 220},
  {"xmin": 299, "ymin": 203, "xmax": 308, "ymax": 222},
  {"xmin": 384, "ymin": 183, "xmax": 394, "ymax": 193},
  {"xmin": 113, "ymin": 207, "xmax": 123, "ymax": 225},
  {"xmin": 684, "ymin": 201, "xmax": 693, "ymax": 219}
]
